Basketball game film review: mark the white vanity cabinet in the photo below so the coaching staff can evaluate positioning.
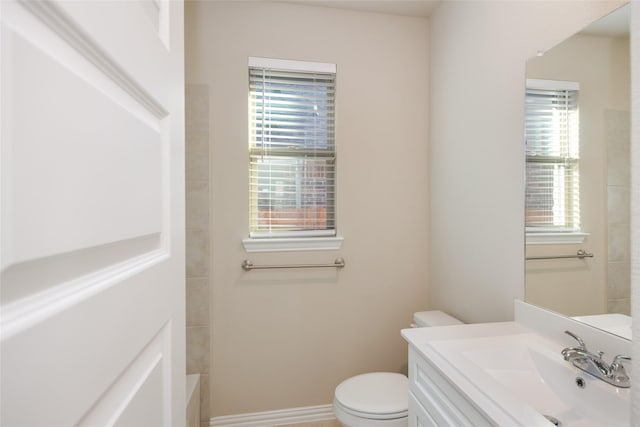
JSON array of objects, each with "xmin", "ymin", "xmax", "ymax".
[
  {"xmin": 407, "ymin": 345, "xmax": 494, "ymax": 427},
  {"xmin": 402, "ymin": 301, "xmax": 633, "ymax": 427}
]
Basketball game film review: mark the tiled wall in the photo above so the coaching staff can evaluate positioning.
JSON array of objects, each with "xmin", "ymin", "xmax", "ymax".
[
  {"xmin": 186, "ymin": 84, "xmax": 210, "ymax": 426},
  {"xmin": 606, "ymin": 109, "xmax": 631, "ymax": 315}
]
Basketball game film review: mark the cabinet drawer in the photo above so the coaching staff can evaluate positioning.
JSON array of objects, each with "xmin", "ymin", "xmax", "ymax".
[
  {"xmin": 408, "ymin": 392, "xmax": 438, "ymax": 427},
  {"xmin": 408, "ymin": 347, "xmax": 495, "ymax": 427}
]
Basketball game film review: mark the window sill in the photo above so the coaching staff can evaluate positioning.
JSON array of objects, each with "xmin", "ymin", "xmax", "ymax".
[
  {"xmin": 526, "ymin": 232, "xmax": 589, "ymax": 245},
  {"xmin": 242, "ymin": 236, "xmax": 344, "ymax": 253}
]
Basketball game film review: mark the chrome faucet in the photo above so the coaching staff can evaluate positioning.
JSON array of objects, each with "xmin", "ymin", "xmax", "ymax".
[{"xmin": 561, "ymin": 330, "xmax": 631, "ymax": 388}]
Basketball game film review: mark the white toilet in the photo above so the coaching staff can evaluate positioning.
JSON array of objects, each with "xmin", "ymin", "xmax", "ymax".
[{"xmin": 332, "ymin": 311, "xmax": 462, "ymax": 427}]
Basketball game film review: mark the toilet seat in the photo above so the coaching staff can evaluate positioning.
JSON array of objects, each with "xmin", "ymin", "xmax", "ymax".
[{"xmin": 334, "ymin": 372, "xmax": 408, "ymax": 420}]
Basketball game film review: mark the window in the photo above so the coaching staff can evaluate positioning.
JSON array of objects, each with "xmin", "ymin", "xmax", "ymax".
[
  {"xmin": 525, "ymin": 79, "xmax": 582, "ymax": 241},
  {"xmin": 245, "ymin": 57, "xmax": 338, "ymax": 250}
]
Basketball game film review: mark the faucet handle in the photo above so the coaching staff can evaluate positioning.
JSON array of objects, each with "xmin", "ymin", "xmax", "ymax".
[
  {"xmin": 612, "ymin": 354, "xmax": 631, "ymax": 367},
  {"xmin": 564, "ymin": 330, "xmax": 586, "ymax": 350},
  {"xmin": 610, "ymin": 355, "xmax": 632, "ymax": 383}
]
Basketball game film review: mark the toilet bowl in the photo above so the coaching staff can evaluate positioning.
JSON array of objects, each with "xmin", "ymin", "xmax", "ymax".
[
  {"xmin": 333, "ymin": 372, "xmax": 408, "ymax": 427},
  {"xmin": 333, "ymin": 311, "xmax": 462, "ymax": 427}
]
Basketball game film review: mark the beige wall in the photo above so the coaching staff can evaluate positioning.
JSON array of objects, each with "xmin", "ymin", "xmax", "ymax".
[
  {"xmin": 524, "ymin": 33, "xmax": 630, "ymax": 317},
  {"xmin": 185, "ymin": 1, "xmax": 430, "ymax": 417},
  {"xmin": 428, "ymin": 1, "xmax": 626, "ymax": 323}
]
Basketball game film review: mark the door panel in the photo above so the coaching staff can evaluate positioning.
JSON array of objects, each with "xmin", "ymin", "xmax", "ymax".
[
  {"xmin": 78, "ymin": 322, "xmax": 171, "ymax": 427},
  {"xmin": 4, "ymin": 27, "xmax": 163, "ymax": 267},
  {"xmin": 0, "ymin": 1, "xmax": 185, "ymax": 426}
]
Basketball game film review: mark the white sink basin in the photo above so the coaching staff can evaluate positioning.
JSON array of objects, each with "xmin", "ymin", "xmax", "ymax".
[{"xmin": 429, "ymin": 333, "xmax": 630, "ymax": 427}]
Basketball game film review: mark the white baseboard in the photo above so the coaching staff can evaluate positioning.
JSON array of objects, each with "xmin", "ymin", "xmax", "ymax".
[{"xmin": 210, "ymin": 404, "xmax": 336, "ymax": 427}]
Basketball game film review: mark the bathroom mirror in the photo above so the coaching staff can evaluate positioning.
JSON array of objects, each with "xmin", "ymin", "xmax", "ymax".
[{"xmin": 524, "ymin": 4, "xmax": 631, "ymax": 339}]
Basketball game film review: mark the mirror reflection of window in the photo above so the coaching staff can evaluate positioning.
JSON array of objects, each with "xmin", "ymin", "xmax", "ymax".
[{"xmin": 525, "ymin": 79, "xmax": 580, "ymax": 234}]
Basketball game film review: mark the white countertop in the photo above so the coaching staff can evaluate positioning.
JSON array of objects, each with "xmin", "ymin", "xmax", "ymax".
[{"xmin": 402, "ymin": 321, "xmax": 555, "ymax": 427}]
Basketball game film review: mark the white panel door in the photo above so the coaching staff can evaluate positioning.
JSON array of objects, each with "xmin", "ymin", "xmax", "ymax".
[{"xmin": 0, "ymin": 1, "xmax": 185, "ymax": 426}]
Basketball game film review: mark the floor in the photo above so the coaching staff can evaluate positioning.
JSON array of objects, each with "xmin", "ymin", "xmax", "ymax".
[{"xmin": 281, "ymin": 421, "xmax": 340, "ymax": 427}]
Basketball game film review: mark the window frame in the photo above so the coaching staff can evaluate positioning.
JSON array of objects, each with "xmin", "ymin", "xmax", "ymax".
[{"xmin": 243, "ymin": 57, "xmax": 342, "ymax": 253}]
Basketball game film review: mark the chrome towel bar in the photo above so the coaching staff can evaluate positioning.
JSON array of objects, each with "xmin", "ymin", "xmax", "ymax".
[
  {"xmin": 241, "ymin": 257, "xmax": 345, "ymax": 271},
  {"xmin": 526, "ymin": 249, "xmax": 594, "ymax": 261}
]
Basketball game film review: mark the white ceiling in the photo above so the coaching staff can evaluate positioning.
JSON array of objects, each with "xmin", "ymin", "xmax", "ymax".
[
  {"xmin": 279, "ymin": 1, "xmax": 629, "ymax": 35},
  {"xmin": 580, "ymin": 4, "xmax": 629, "ymax": 37},
  {"xmin": 278, "ymin": 0, "xmax": 441, "ymax": 18}
]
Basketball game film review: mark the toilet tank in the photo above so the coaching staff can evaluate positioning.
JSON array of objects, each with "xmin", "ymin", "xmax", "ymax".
[{"xmin": 412, "ymin": 311, "xmax": 462, "ymax": 328}]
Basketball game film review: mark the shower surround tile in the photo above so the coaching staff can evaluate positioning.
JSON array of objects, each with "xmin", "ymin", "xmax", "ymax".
[
  {"xmin": 187, "ymin": 326, "xmax": 210, "ymax": 375},
  {"xmin": 608, "ymin": 185, "xmax": 630, "ymax": 225},
  {"xmin": 187, "ymin": 278, "xmax": 210, "ymax": 327},
  {"xmin": 607, "ymin": 299, "xmax": 631, "ymax": 316},
  {"xmin": 186, "ymin": 84, "xmax": 210, "ymax": 182},
  {"xmin": 186, "ymin": 229, "xmax": 210, "ymax": 277},
  {"xmin": 187, "ymin": 85, "xmax": 210, "ymax": 125},
  {"xmin": 605, "ymin": 109, "xmax": 630, "ymax": 314},
  {"xmin": 186, "ymin": 84, "xmax": 211, "ymax": 424},
  {"xmin": 186, "ymin": 132, "xmax": 210, "ymax": 181},
  {"xmin": 199, "ymin": 373, "xmax": 210, "ymax": 422},
  {"xmin": 608, "ymin": 262, "xmax": 631, "ymax": 299},
  {"xmin": 606, "ymin": 110, "xmax": 630, "ymax": 187},
  {"xmin": 608, "ymin": 223, "xmax": 630, "ymax": 264},
  {"xmin": 187, "ymin": 179, "xmax": 210, "ymax": 230}
]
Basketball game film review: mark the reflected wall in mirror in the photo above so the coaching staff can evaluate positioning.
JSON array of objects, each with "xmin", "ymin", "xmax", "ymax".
[{"xmin": 524, "ymin": 4, "xmax": 630, "ymax": 337}]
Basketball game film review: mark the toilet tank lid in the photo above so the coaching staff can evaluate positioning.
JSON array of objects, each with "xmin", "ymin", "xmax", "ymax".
[{"xmin": 413, "ymin": 310, "xmax": 462, "ymax": 327}]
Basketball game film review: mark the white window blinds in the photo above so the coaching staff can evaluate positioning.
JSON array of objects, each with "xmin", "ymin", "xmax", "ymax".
[
  {"xmin": 248, "ymin": 57, "xmax": 336, "ymax": 238},
  {"xmin": 525, "ymin": 79, "xmax": 580, "ymax": 232}
]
